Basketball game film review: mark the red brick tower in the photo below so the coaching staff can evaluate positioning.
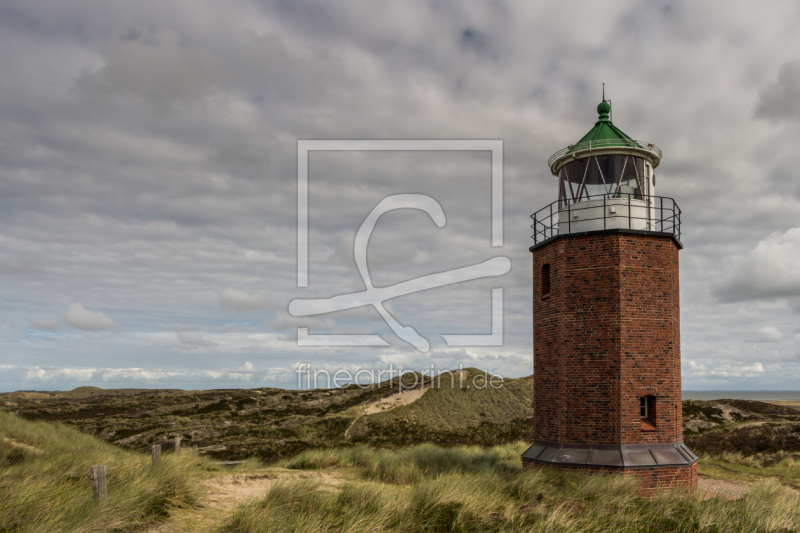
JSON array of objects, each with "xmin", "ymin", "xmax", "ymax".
[{"xmin": 521, "ymin": 100, "xmax": 698, "ymax": 492}]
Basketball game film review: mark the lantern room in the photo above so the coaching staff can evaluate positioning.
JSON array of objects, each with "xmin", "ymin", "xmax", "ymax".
[{"xmin": 534, "ymin": 100, "xmax": 677, "ymax": 238}]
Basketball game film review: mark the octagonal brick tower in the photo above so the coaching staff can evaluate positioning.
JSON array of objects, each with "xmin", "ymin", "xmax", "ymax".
[{"xmin": 521, "ymin": 100, "xmax": 698, "ymax": 493}]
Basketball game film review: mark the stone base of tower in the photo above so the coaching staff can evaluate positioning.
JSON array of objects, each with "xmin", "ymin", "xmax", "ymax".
[{"xmin": 521, "ymin": 457, "xmax": 698, "ymax": 495}]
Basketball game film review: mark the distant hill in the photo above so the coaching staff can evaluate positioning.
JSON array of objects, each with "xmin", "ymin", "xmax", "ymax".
[
  {"xmin": 0, "ymin": 369, "xmax": 533, "ymax": 461},
  {"xmin": 4, "ymin": 375, "xmax": 800, "ymax": 461}
]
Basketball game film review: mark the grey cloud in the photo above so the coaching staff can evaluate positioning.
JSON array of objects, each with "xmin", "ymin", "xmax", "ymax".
[
  {"xmin": 219, "ymin": 288, "xmax": 267, "ymax": 311},
  {"xmin": 30, "ymin": 318, "xmax": 60, "ymax": 331},
  {"xmin": 3, "ymin": 1, "xmax": 800, "ymax": 391},
  {"xmin": 61, "ymin": 304, "xmax": 119, "ymax": 332},
  {"xmin": 175, "ymin": 331, "xmax": 217, "ymax": 348},
  {"xmin": 755, "ymin": 59, "xmax": 800, "ymax": 122},
  {"xmin": 0, "ymin": 259, "xmax": 44, "ymax": 276}
]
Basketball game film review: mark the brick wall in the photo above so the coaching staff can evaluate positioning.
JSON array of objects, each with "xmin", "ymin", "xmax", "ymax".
[
  {"xmin": 522, "ymin": 459, "xmax": 698, "ymax": 494},
  {"xmin": 532, "ymin": 232, "xmax": 682, "ymax": 446}
]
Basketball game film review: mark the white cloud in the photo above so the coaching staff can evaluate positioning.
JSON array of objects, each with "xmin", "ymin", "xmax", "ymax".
[
  {"xmin": 61, "ymin": 303, "xmax": 119, "ymax": 332},
  {"xmin": 219, "ymin": 288, "xmax": 267, "ymax": 311},
  {"xmin": 26, "ymin": 367, "xmax": 96, "ymax": 382},
  {"xmin": 714, "ymin": 227, "xmax": 800, "ymax": 302},
  {"xmin": 751, "ymin": 326, "xmax": 783, "ymax": 343},
  {"xmin": 685, "ymin": 360, "xmax": 764, "ymax": 380}
]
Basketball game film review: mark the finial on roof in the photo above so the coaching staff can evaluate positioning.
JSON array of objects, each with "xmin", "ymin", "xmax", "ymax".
[{"xmin": 597, "ymin": 100, "xmax": 611, "ymax": 122}]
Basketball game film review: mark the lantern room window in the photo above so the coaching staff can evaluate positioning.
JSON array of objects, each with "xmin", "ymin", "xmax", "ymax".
[{"xmin": 558, "ymin": 154, "xmax": 646, "ymax": 208}]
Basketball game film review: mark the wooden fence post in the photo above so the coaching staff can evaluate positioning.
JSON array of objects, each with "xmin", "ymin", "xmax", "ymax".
[
  {"xmin": 174, "ymin": 436, "xmax": 181, "ymax": 454},
  {"xmin": 151, "ymin": 444, "xmax": 161, "ymax": 462},
  {"xmin": 90, "ymin": 465, "xmax": 107, "ymax": 502}
]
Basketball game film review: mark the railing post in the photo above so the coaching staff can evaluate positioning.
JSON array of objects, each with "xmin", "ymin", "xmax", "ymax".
[
  {"xmin": 568, "ymin": 201, "xmax": 571, "ymax": 234},
  {"xmin": 603, "ymin": 195, "xmax": 606, "ymax": 230},
  {"xmin": 174, "ymin": 436, "xmax": 181, "ymax": 454},
  {"xmin": 628, "ymin": 193, "xmax": 631, "ymax": 229},
  {"xmin": 151, "ymin": 445, "xmax": 161, "ymax": 463},
  {"xmin": 90, "ymin": 465, "xmax": 107, "ymax": 502}
]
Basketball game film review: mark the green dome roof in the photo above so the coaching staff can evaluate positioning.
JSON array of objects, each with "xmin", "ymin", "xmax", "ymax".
[
  {"xmin": 547, "ymin": 100, "xmax": 663, "ymax": 174},
  {"xmin": 568, "ymin": 101, "xmax": 632, "ymax": 153}
]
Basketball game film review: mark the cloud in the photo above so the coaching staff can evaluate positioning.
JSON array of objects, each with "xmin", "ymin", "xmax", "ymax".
[
  {"xmin": 3, "ymin": 1, "xmax": 800, "ymax": 391},
  {"xmin": 219, "ymin": 288, "xmax": 267, "ymax": 311},
  {"xmin": 714, "ymin": 227, "xmax": 800, "ymax": 302},
  {"xmin": 0, "ymin": 259, "xmax": 44, "ymax": 276},
  {"xmin": 175, "ymin": 331, "xmax": 217, "ymax": 348},
  {"xmin": 685, "ymin": 360, "xmax": 764, "ymax": 379},
  {"xmin": 61, "ymin": 304, "xmax": 119, "ymax": 332},
  {"xmin": 26, "ymin": 367, "xmax": 96, "ymax": 382},
  {"xmin": 30, "ymin": 318, "xmax": 60, "ymax": 331},
  {"xmin": 755, "ymin": 59, "xmax": 800, "ymax": 122},
  {"xmin": 749, "ymin": 326, "xmax": 783, "ymax": 343}
]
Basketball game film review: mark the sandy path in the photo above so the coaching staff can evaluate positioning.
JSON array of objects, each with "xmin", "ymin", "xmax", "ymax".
[
  {"xmin": 147, "ymin": 469, "xmax": 343, "ymax": 532},
  {"xmin": 199, "ymin": 473, "xmax": 280, "ymax": 509}
]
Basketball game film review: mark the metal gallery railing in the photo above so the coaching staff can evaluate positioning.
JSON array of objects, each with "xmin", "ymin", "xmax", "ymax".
[
  {"xmin": 530, "ymin": 193, "xmax": 681, "ymax": 245},
  {"xmin": 548, "ymin": 139, "xmax": 662, "ymax": 170}
]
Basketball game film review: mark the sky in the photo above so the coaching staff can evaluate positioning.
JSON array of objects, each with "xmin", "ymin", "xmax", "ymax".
[{"xmin": 2, "ymin": 1, "xmax": 800, "ymax": 392}]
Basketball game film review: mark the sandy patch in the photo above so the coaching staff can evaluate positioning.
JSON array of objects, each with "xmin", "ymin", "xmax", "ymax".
[
  {"xmin": 344, "ymin": 387, "xmax": 429, "ymax": 438},
  {"xmin": 199, "ymin": 469, "xmax": 343, "ymax": 510},
  {"xmin": 698, "ymin": 478, "xmax": 752, "ymax": 499},
  {"xmin": 364, "ymin": 387, "xmax": 429, "ymax": 415}
]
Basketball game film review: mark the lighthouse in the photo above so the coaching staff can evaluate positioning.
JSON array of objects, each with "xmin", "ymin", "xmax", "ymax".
[{"xmin": 521, "ymin": 99, "xmax": 698, "ymax": 493}]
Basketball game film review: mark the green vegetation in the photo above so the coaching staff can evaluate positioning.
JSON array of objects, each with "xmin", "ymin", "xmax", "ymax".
[
  {"xmin": 0, "ymin": 410, "xmax": 202, "ymax": 532},
  {"xmin": 227, "ymin": 443, "xmax": 800, "ymax": 533},
  {"xmin": 688, "ymin": 422, "xmax": 800, "ymax": 456},
  {"xmin": 5, "ymin": 402, "xmax": 800, "ymax": 532},
  {"xmin": 348, "ymin": 370, "xmax": 533, "ymax": 447},
  {"xmin": 0, "ymin": 370, "xmax": 534, "ymax": 462},
  {"xmin": 699, "ymin": 452, "xmax": 800, "ymax": 487}
]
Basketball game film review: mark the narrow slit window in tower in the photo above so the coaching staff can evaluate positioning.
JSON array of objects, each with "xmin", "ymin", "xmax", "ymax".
[{"xmin": 541, "ymin": 264, "xmax": 551, "ymax": 298}]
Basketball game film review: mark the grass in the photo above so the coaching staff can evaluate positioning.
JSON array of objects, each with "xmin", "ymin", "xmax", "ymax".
[
  {"xmin": 0, "ymin": 410, "xmax": 207, "ymax": 532},
  {"xmin": 226, "ymin": 442, "xmax": 800, "ymax": 533},
  {"xmin": 699, "ymin": 451, "xmax": 800, "ymax": 488}
]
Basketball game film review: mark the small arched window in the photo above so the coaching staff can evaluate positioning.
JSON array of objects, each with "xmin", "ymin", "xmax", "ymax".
[{"xmin": 640, "ymin": 395, "xmax": 656, "ymax": 423}]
